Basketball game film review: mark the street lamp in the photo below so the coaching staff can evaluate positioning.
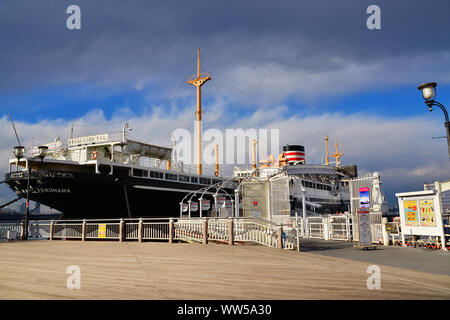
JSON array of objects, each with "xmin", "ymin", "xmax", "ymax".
[
  {"xmin": 417, "ymin": 82, "xmax": 450, "ymax": 160},
  {"xmin": 13, "ymin": 145, "xmax": 48, "ymax": 240},
  {"xmin": 38, "ymin": 146, "xmax": 48, "ymax": 162}
]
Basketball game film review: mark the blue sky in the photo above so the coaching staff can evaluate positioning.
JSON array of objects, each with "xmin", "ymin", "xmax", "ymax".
[{"xmin": 0, "ymin": 0, "xmax": 450, "ymax": 206}]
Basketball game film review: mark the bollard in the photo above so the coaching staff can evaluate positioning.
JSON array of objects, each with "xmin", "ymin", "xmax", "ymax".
[
  {"xmin": 323, "ymin": 218, "xmax": 330, "ymax": 240},
  {"xmin": 202, "ymin": 219, "xmax": 208, "ymax": 245},
  {"xmin": 381, "ymin": 217, "xmax": 389, "ymax": 246},
  {"xmin": 228, "ymin": 218, "xmax": 234, "ymax": 246},
  {"xmin": 82, "ymin": 220, "xmax": 86, "ymax": 241},
  {"xmin": 277, "ymin": 226, "xmax": 283, "ymax": 249},
  {"xmin": 49, "ymin": 220, "xmax": 54, "ymax": 241},
  {"xmin": 138, "ymin": 218, "xmax": 143, "ymax": 243},
  {"xmin": 169, "ymin": 218, "xmax": 174, "ymax": 244},
  {"xmin": 119, "ymin": 219, "xmax": 124, "ymax": 243},
  {"xmin": 20, "ymin": 221, "xmax": 25, "ymax": 239}
]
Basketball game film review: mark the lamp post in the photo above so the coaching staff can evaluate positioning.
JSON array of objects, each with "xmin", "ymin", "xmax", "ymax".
[
  {"xmin": 13, "ymin": 145, "xmax": 48, "ymax": 240},
  {"xmin": 417, "ymin": 82, "xmax": 450, "ymax": 160}
]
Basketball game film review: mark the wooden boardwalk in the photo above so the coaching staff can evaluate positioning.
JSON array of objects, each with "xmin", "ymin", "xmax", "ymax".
[{"xmin": 0, "ymin": 241, "xmax": 449, "ymax": 300}]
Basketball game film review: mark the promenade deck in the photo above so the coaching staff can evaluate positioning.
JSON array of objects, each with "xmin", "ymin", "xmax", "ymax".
[{"xmin": 0, "ymin": 241, "xmax": 449, "ymax": 300}]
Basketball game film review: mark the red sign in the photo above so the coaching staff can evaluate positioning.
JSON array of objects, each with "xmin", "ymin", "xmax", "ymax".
[{"xmin": 253, "ymin": 201, "xmax": 258, "ymax": 206}]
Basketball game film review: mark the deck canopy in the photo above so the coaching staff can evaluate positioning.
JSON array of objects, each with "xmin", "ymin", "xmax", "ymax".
[{"xmin": 123, "ymin": 139, "xmax": 172, "ymax": 161}]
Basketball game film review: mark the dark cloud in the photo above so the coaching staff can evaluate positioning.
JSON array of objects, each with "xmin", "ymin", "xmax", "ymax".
[{"xmin": 0, "ymin": 0, "xmax": 449, "ymax": 104}]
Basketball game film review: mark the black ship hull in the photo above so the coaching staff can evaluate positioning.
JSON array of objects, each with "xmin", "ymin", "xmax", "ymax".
[{"xmin": 4, "ymin": 170, "xmax": 233, "ymax": 219}]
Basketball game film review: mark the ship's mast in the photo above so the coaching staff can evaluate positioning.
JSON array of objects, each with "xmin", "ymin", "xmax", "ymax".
[
  {"xmin": 332, "ymin": 138, "xmax": 343, "ymax": 168},
  {"xmin": 325, "ymin": 135, "xmax": 329, "ymax": 166},
  {"xmin": 187, "ymin": 48, "xmax": 211, "ymax": 175}
]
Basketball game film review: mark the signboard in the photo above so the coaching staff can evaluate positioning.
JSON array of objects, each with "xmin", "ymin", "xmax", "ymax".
[
  {"xmin": 419, "ymin": 199, "xmax": 436, "ymax": 227},
  {"xmin": 202, "ymin": 200, "xmax": 210, "ymax": 211},
  {"xmin": 385, "ymin": 222, "xmax": 399, "ymax": 234},
  {"xmin": 182, "ymin": 203, "xmax": 188, "ymax": 212},
  {"xmin": 98, "ymin": 224, "xmax": 106, "ymax": 238},
  {"xmin": 68, "ymin": 134, "xmax": 109, "ymax": 146},
  {"xmin": 358, "ymin": 210, "xmax": 372, "ymax": 245},
  {"xmin": 190, "ymin": 201, "xmax": 198, "ymax": 212},
  {"xmin": 396, "ymin": 190, "xmax": 446, "ymax": 247},
  {"xmin": 217, "ymin": 197, "xmax": 226, "ymax": 208},
  {"xmin": 29, "ymin": 140, "xmax": 62, "ymax": 156},
  {"xmin": 225, "ymin": 200, "xmax": 232, "ymax": 208},
  {"xmin": 359, "ymin": 187, "xmax": 370, "ymax": 208},
  {"xmin": 403, "ymin": 200, "xmax": 419, "ymax": 226}
]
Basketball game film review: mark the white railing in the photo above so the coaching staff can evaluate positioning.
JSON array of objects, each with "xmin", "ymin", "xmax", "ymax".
[
  {"xmin": 0, "ymin": 223, "xmax": 22, "ymax": 239},
  {"xmin": 53, "ymin": 223, "xmax": 83, "ymax": 239},
  {"xmin": 307, "ymin": 217, "xmax": 325, "ymax": 239},
  {"xmin": 3, "ymin": 216, "xmax": 363, "ymax": 250},
  {"xmin": 174, "ymin": 219, "xmax": 203, "ymax": 243},
  {"xmin": 143, "ymin": 222, "xmax": 169, "ymax": 240},
  {"xmin": 329, "ymin": 216, "xmax": 351, "ymax": 241},
  {"xmin": 125, "ymin": 222, "xmax": 139, "ymax": 239},
  {"xmin": 208, "ymin": 218, "xmax": 229, "ymax": 241},
  {"xmin": 28, "ymin": 222, "xmax": 51, "ymax": 240},
  {"xmin": 370, "ymin": 213, "xmax": 383, "ymax": 243},
  {"xmin": 234, "ymin": 219, "xmax": 278, "ymax": 248},
  {"xmin": 86, "ymin": 223, "xmax": 121, "ymax": 239}
]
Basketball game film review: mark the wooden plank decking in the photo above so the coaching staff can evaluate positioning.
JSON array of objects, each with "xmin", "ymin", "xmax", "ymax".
[{"xmin": 0, "ymin": 241, "xmax": 449, "ymax": 300}]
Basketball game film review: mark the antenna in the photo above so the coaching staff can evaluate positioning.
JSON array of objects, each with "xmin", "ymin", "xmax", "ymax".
[
  {"xmin": 71, "ymin": 123, "xmax": 74, "ymax": 139},
  {"xmin": 9, "ymin": 113, "xmax": 22, "ymax": 146}
]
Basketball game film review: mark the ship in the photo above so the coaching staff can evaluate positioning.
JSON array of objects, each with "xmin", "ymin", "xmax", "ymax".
[
  {"xmin": 3, "ymin": 49, "xmax": 235, "ymax": 219},
  {"xmin": 234, "ymin": 138, "xmax": 357, "ymax": 224}
]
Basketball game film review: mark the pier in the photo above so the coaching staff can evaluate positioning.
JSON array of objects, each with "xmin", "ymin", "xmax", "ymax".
[{"xmin": 0, "ymin": 240, "xmax": 449, "ymax": 299}]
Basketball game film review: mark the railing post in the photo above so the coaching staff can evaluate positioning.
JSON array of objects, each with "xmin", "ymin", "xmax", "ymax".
[
  {"xmin": 49, "ymin": 220, "xmax": 54, "ymax": 241},
  {"xmin": 119, "ymin": 219, "xmax": 124, "ymax": 243},
  {"xmin": 138, "ymin": 218, "xmax": 143, "ymax": 243},
  {"xmin": 228, "ymin": 217, "xmax": 234, "ymax": 246},
  {"xmin": 169, "ymin": 218, "xmax": 174, "ymax": 244},
  {"xmin": 277, "ymin": 226, "xmax": 283, "ymax": 249},
  {"xmin": 82, "ymin": 220, "xmax": 86, "ymax": 242},
  {"xmin": 202, "ymin": 218, "xmax": 208, "ymax": 245}
]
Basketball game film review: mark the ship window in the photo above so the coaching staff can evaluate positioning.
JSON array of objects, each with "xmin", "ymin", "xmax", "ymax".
[
  {"xmin": 142, "ymin": 170, "xmax": 148, "ymax": 177},
  {"xmin": 150, "ymin": 171, "xmax": 164, "ymax": 179},
  {"xmin": 191, "ymin": 177, "xmax": 198, "ymax": 184},
  {"xmin": 133, "ymin": 169, "xmax": 143, "ymax": 177},
  {"xmin": 199, "ymin": 177, "xmax": 211, "ymax": 185},
  {"xmin": 114, "ymin": 166, "xmax": 130, "ymax": 177},
  {"xmin": 165, "ymin": 173, "xmax": 178, "ymax": 181},
  {"xmin": 179, "ymin": 175, "xmax": 190, "ymax": 182}
]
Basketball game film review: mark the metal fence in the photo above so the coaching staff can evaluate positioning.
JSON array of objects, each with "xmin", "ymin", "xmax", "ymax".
[
  {"xmin": 0, "ymin": 214, "xmax": 378, "ymax": 249},
  {"xmin": 143, "ymin": 222, "xmax": 169, "ymax": 240},
  {"xmin": 329, "ymin": 216, "xmax": 351, "ymax": 241},
  {"xmin": 125, "ymin": 222, "xmax": 139, "ymax": 240},
  {"xmin": 53, "ymin": 223, "xmax": 83, "ymax": 239},
  {"xmin": 307, "ymin": 217, "xmax": 325, "ymax": 239},
  {"xmin": 174, "ymin": 219, "xmax": 203, "ymax": 243},
  {"xmin": 370, "ymin": 213, "xmax": 383, "ymax": 243},
  {"xmin": 234, "ymin": 219, "xmax": 278, "ymax": 248},
  {"xmin": 0, "ymin": 223, "xmax": 22, "ymax": 239},
  {"xmin": 28, "ymin": 222, "xmax": 51, "ymax": 240},
  {"xmin": 208, "ymin": 218, "xmax": 229, "ymax": 241}
]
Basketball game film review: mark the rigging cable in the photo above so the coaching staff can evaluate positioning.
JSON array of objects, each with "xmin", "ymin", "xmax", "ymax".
[{"xmin": 0, "ymin": 197, "xmax": 21, "ymax": 210}]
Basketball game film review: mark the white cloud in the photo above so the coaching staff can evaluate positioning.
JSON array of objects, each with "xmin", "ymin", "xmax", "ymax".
[
  {"xmin": 1, "ymin": 108, "xmax": 449, "ymax": 206},
  {"xmin": 218, "ymin": 51, "xmax": 450, "ymax": 106}
]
